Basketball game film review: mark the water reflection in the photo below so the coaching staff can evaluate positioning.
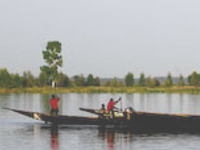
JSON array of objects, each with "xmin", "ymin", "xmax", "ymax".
[
  {"xmin": 33, "ymin": 125, "xmax": 135, "ymax": 150},
  {"xmin": 179, "ymin": 94, "xmax": 184, "ymax": 114},
  {"xmin": 98, "ymin": 128, "xmax": 133, "ymax": 150},
  {"xmin": 139, "ymin": 94, "xmax": 145, "ymax": 111},
  {"xmin": 1, "ymin": 122, "xmax": 200, "ymax": 150},
  {"xmin": 167, "ymin": 94, "xmax": 172, "ymax": 113},
  {"xmin": 50, "ymin": 126, "xmax": 59, "ymax": 150},
  {"xmin": 98, "ymin": 129, "xmax": 115, "ymax": 149}
]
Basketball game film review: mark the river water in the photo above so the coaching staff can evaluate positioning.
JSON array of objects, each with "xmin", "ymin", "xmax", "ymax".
[{"xmin": 0, "ymin": 93, "xmax": 200, "ymax": 150}]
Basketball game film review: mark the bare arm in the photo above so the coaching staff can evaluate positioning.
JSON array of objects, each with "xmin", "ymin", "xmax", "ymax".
[{"xmin": 115, "ymin": 97, "xmax": 122, "ymax": 104}]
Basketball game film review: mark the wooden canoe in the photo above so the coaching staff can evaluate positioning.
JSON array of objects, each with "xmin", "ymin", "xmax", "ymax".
[{"xmin": 4, "ymin": 107, "xmax": 200, "ymax": 132}]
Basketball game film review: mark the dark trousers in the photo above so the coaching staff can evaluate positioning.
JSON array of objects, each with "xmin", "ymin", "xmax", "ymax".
[
  {"xmin": 51, "ymin": 108, "xmax": 59, "ymax": 115},
  {"xmin": 109, "ymin": 110, "xmax": 115, "ymax": 119}
]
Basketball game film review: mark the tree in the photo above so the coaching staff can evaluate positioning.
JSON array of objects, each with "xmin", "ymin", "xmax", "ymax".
[
  {"xmin": 104, "ymin": 81, "xmax": 111, "ymax": 87},
  {"xmin": 164, "ymin": 73, "xmax": 173, "ymax": 87},
  {"xmin": 10, "ymin": 73, "xmax": 22, "ymax": 88},
  {"xmin": 86, "ymin": 74, "xmax": 94, "ymax": 86},
  {"xmin": 118, "ymin": 81, "xmax": 125, "ymax": 87},
  {"xmin": 178, "ymin": 74, "xmax": 185, "ymax": 86},
  {"xmin": 146, "ymin": 76, "xmax": 154, "ymax": 87},
  {"xmin": 125, "ymin": 72, "xmax": 134, "ymax": 87},
  {"xmin": 0, "ymin": 68, "xmax": 11, "ymax": 88},
  {"xmin": 139, "ymin": 73, "xmax": 145, "ymax": 86},
  {"xmin": 40, "ymin": 41, "xmax": 63, "ymax": 88},
  {"xmin": 146, "ymin": 76, "xmax": 160, "ymax": 87},
  {"xmin": 188, "ymin": 71, "xmax": 200, "ymax": 86},
  {"xmin": 73, "ymin": 74, "xmax": 85, "ymax": 86},
  {"xmin": 57, "ymin": 72, "xmax": 72, "ymax": 87},
  {"xmin": 93, "ymin": 77, "xmax": 101, "ymax": 86},
  {"xmin": 22, "ymin": 71, "xmax": 35, "ymax": 87},
  {"xmin": 111, "ymin": 77, "xmax": 118, "ymax": 87},
  {"xmin": 153, "ymin": 78, "xmax": 160, "ymax": 87},
  {"xmin": 38, "ymin": 71, "xmax": 49, "ymax": 87}
]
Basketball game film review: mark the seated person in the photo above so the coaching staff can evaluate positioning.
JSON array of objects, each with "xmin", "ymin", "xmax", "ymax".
[{"xmin": 100, "ymin": 103, "xmax": 106, "ymax": 112}]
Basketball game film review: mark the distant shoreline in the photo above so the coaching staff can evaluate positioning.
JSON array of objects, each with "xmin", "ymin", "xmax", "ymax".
[{"xmin": 0, "ymin": 86, "xmax": 200, "ymax": 94}]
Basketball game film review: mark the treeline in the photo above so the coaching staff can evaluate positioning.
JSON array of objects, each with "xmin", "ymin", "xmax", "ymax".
[{"xmin": 0, "ymin": 68, "xmax": 199, "ymax": 88}]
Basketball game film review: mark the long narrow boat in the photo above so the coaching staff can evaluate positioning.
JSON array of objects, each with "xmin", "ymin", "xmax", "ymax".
[
  {"xmin": 4, "ymin": 107, "xmax": 125, "ymax": 126},
  {"xmin": 4, "ymin": 107, "xmax": 200, "ymax": 132}
]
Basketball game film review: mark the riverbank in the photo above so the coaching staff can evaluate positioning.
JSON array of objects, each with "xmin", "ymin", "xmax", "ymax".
[{"xmin": 1, "ymin": 86, "xmax": 200, "ymax": 94}]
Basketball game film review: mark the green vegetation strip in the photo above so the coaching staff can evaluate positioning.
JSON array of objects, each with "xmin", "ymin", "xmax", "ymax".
[{"xmin": 1, "ymin": 86, "xmax": 200, "ymax": 94}]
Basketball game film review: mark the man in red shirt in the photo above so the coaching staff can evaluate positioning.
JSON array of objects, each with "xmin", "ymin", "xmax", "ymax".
[
  {"xmin": 50, "ymin": 95, "xmax": 60, "ymax": 115},
  {"xmin": 107, "ymin": 98, "xmax": 116, "ymax": 112},
  {"xmin": 107, "ymin": 97, "xmax": 122, "ymax": 113}
]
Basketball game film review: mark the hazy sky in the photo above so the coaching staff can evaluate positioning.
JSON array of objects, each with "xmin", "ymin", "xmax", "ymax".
[{"xmin": 1, "ymin": 0, "xmax": 200, "ymax": 78}]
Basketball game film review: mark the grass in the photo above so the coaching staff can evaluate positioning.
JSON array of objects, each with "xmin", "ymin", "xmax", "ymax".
[{"xmin": 1, "ymin": 86, "xmax": 200, "ymax": 94}]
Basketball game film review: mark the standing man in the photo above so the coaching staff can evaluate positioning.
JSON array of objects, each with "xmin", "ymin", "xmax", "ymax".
[
  {"xmin": 107, "ymin": 97, "xmax": 122, "ymax": 115},
  {"xmin": 50, "ymin": 95, "xmax": 60, "ymax": 115}
]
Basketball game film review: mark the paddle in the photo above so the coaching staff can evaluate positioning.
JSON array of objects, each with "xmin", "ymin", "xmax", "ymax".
[
  {"xmin": 115, "ymin": 97, "xmax": 122, "ymax": 104},
  {"xmin": 114, "ymin": 97, "xmax": 122, "ymax": 111}
]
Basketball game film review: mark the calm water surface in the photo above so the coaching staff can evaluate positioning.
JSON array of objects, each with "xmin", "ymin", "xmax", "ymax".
[{"xmin": 0, "ymin": 93, "xmax": 200, "ymax": 150}]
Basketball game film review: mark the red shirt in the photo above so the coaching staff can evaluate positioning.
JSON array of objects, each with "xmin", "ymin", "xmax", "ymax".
[
  {"xmin": 107, "ymin": 101, "xmax": 115, "ymax": 112},
  {"xmin": 50, "ymin": 98, "xmax": 60, "ymax": 110}
]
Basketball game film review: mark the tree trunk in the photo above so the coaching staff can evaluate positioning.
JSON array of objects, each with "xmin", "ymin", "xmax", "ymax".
[{"xmin": 52, "ymin": 81, "xmax": 56, "ymax": 88}]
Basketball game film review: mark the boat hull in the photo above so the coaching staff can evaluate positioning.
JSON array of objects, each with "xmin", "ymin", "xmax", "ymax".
[{"xmin": 5, "ymin": 108, "xmax": 200, "ymax": 132}]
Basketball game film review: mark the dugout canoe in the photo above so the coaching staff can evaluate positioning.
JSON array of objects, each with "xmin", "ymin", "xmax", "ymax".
[
  {"xmin": 4, "ymin": 107, "xmax": 125, "ymax": 126},
  {"xmin": 4, "ymin": 107, "xmax": 200, "ymax": 132}
]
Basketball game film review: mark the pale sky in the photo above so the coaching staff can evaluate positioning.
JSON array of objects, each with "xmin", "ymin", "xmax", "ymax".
[{"xmin": 0, "ymin": 0, "xmax": 200, "ymax": 78}]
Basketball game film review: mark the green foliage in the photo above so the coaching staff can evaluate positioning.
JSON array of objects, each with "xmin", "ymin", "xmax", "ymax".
[
  {"xmin": 139, "ymin": 73, "xmax": 145, "ymax": 86},
  {"xmin": 154, "ymin": 79, "xmax": 160, "ymax": 87},
  {"xmin": 38, "ymin": 71, "xmax": 49, "ymax": 87},
  {"xmin": 0, "ymin": 68, "xmax": 11, "ymax": 88},
  {"xmin": 93, "ymin": 77, "xmax": 100, "ymax": 86},
  {"xmin": 118, "ymin": 81, "xmax": 125, "ymax": 87},
  {"xmin": 57, "ymin": 72, "xmax": 72, "ymax": 87},
  {"xmin": 111, "ymin": 77, "xmax": 118, "ymax": 87},
  {"xmin": 40, "ymin": 41, "xmax": 63, "ymax": 84},
  {"xmin": 146, "ymin": 76, "xmax": 154, "ymax": 87},
  {"xmin": 164, "ymin": 73, "xmax": 173, "ymax": 87},
  {"xmin": 145, "ymin": 76, "xmax": 160, "ymax": 87},
  {"xmin": 85, "ymin": 74, "xmax": 101, "ymax": 86},
  {"xmin": 22, "ymin": 71, "xmax": 36, "ymax": 87},
  {"xmin": 10, "ymin": 74, "xmax": 22, "ymax": 88},
  {"xmin": 125, "ymin": 72, "xmax": 134, "ymax": 87},
  {"xmin": 109, "ymin": 77, "xmax": 124, "ymax": 87},
  {"xmin": 188, "ymin": 71, "xmax": 200, "ymax": 86},
  {"xmin": 104, "ymin": 81, "xmax": 111, "ymax": 87},
  {"xmin": 86, "ymin": 74, "xmax": 94, "ymax": 86},
  {"xmin": 178, "ymin": 74, "xmax": 185, "ymax": 86},
  {"xmin": 74, "ymin": 74, "xmax": 85, "ymax": 86},
  {"xmin": 3, "ymin": 66, "xmax": 200, "ymax": 91}
]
